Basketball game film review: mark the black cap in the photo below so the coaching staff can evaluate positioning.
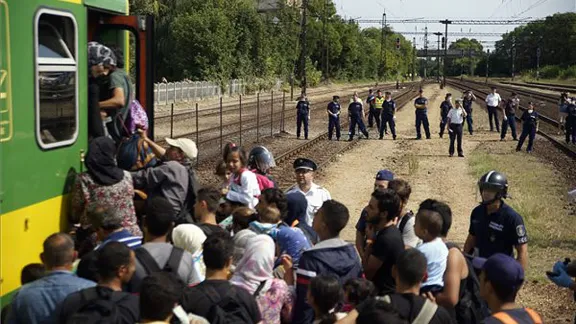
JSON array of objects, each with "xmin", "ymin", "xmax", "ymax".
[
  {"xmin": 293, "ymin": 158, "xmax": 318, "ymax": 171},
  {"xmin": 333, "ymin": 95, "xmax": 340, "ymax": 100}
]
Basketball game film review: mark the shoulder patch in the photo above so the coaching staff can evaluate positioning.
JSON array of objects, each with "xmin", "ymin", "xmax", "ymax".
[{"xmin": 516, "ymin": 225, "xmax": 526, "ymax": 237}]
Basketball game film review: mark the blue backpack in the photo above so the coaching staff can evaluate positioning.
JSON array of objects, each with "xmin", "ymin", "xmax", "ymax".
[{"xmin": 116, "ymin": 133, "xmax": 158, "ymax": 171}]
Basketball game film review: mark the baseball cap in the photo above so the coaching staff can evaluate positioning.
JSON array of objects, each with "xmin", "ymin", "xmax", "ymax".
[
  {"xmin": 375, "ymin": 169, "xmax": 394, "ymax": 181},
  {"xmin": 473, "ymin": 253, "xmax": 524, "ymax": 289},
  {"xmin": 165, "ymin": 138, "xmax": 198, "ymax": 160}
]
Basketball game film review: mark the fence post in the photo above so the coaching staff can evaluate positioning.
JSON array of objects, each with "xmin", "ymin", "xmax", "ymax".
[
  {"xmin": 220, "ymin": 97, "xmax": 223, "ymax": 154},
  {"xmin": 170, "ymin": 103, "xmax": 174, "ymax": 138},
  {"xmin": 257, "ymin": 92, "xmax": 260, "ymax": 143},
  {"xmin": 164, "ymin": 83, "xmax": 168, "ymax": 106},
  {"xmin": 270, "ymin": 90, "xmax": 274, "ymax": 136},
  {"xmin": 282, "ymin": 91, "xmax": 286, "ymax": 132},
  {"xmin": 239, "ymin": 95, "xmax": 243, "ymax": 147},
  {"xmin": 195, "ymin": 103, "xmax": 199, "ymax": 168}
]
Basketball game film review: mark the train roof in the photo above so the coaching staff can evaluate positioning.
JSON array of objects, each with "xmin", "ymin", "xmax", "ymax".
[{"xmin": 85, "ymin": 0, "xmax": 129, "ymax": 15}]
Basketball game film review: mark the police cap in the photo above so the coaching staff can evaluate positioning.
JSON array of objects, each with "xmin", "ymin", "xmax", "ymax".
[
  {"xmin": 293, "ymin": 158, "xmax": 318, "ymax": 171},
  {"xmin": 333, "ymin": 95, "xmax": 340, "ymax": 100},
  {"xmin": 375, "ymin": 169, "xmax": 394, "ymax": 181}
]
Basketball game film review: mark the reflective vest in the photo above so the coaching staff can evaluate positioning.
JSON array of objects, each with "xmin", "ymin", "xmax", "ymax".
[{"xmin": 374, "ymin": 96, "xmax": 385, "ymax": 109}]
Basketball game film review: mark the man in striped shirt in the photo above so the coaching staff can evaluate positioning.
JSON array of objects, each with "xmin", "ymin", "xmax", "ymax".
[{"xmin": 89, "ymin": 207, "xmax": 143, "ymax": 250}]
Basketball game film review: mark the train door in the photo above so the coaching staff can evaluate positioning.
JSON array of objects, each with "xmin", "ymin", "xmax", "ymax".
[{"xmin": 87, "ymin": 13, "xmax": 155, "ymax": 138}]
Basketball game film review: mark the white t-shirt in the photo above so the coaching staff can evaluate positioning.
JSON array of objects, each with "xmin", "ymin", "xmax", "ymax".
[
  {"xmin": 417, "ymin": 237, "xmax": 448, "ymax": 288},
  {"xmin": 486, "ymin": 93, "xmax": 502, "ymax": 107},
  {"xmin": 226, "ymin": 169, "xmax": 261, "ymax": 209},
  {"xmin": 447, "ymin": 107, "xmax": 466, "ymax": 124},
  {"xmin": 286, "ymin": 183, "xmax": 331, "ymax": 226}
]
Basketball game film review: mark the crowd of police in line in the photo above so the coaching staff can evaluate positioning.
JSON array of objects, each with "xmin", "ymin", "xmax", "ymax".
[{"xmin": 294, "ymin": 85, "xmax": 576, "ymax": 155}]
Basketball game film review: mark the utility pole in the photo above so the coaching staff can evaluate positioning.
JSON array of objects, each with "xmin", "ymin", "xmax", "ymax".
[
  {"xmin": 434, "ymin": 32, "xmax": 442, "ymax": 83},
  {"xmin": 299, "ymin": 0, "xmax": 308, "ymax": 94},
  {"xmin": 379, "ymin": 12, "xmax": 385, "ymax": 78},
  {"xmin": 440, "ymin": 19, "xmax": 452, "ymax": 87},
  {"xmin": 412, "ymin": 37, "xmax": 416, "ymax": 81},
  {"xmin": 322, "ymin": 0, "xmax": 328, "ymax": 80},
  {"xmin": 424, "ymin": 27, "xmax": 428, "ymax": 79},
  {"xmin": 486, "ymin": 49, "xmax": 490, "ymax": 83},
  {"xmin": 460, "ymin": 49, "xmax": 464, "ymax": 80},
  {"xmin": 469, "ymin": 45, "xmax": 473, "ymax": 76},
  {"xmin": 536, "ymin": 46, "xmax": 541, "ymax": 80},
  {"xmin": 511, "ymin": 36, "xmax": 516, "ymax": 81}
]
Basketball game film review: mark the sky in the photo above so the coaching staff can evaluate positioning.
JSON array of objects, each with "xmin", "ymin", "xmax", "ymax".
[{"xmin": 333, "ymin": 0, "xmax": 575, "ymax": 51}]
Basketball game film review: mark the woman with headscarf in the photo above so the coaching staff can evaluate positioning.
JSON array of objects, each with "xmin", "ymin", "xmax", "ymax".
[
  {"xmin": 72, "ymin": 137, "xmax": 141, "ymax": 254},
  {"xmin": 172, "ymin": 224, "xmax": 207, "ymax": 285},
  {"xmin": 285, "ymin": 192, "xmax": 319, "ymax": 245},
  {"xmin": 230, "ymin": 235, "xmax": 294, "ymax": 324},
  {"xmin": 275, "ymin": 226, "xmax": 311, "ymax": 268}
]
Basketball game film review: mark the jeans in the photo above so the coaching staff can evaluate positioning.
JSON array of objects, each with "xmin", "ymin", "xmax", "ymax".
[
  {"xmin": 439, "ymin": 117, "xmax": 448, "ymax": 137},
  {"xmin": 297, "ymin": 112, "xmax": 309, "ymax": 139},
  {"xmin": 487, "ymin": 105, "xmax": 500, "ymax": 131},
  {"xmin": 415, "ymin": 111, "xmax": 431, "ymax": 139},
  {"xmin": 449, "ymin": 123, "xmax": 463, "ymax": 156},
  {"xmin": 517, "ymin": 126, "xmax": 536, "ymax": 151},
  {"xmin": 501, "ymin": 114, "xmax": 518, "ymax": 140},
  {"xmin": 464, "ymin": 111, "xmax": 474, "ymax": 134},
  {"xmin": 349, "ymin": 115, "xmax": 368, "ymax": 139},
  {"xmin": 368, "ymin": 107, "xmax": 380, "ymax": 129},
  {"xmin": 328, "ymin": 115, "xmax": 341, "ymax": 140}
]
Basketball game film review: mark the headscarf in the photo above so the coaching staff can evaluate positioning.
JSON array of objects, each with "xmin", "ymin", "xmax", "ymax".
[
  {"xmin": 230, "ymin": 235, "xmax": 275, "ymax": 295},
  {"xmin": 85, "ymin": 137, "xmax": 124, "ymax": 186},
  {"xmin": 88, "ymin": 42, "xmax": 117, "ymax": 67},
  {"xmin": 232, "ymin": 229, "xmax": 258, "ymax": 266},
  {"xmin": 275, "ymin": 226, "xmax": 311, "ymax": 266},
  {"xmin": 285, "ymin": 191, "xmax": 308, "ymax": 226},
  {"xmin": 172, "ymin": 224, "xmax": 207, "ymax": 285}
]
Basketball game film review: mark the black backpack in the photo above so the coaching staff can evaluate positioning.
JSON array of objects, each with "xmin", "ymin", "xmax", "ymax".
[
  {"xmin": 202, "ymin": 285, "xmax": 255, "ymax": 324},
  {"xmin": 399, "ymin": 211, "xmax": 413, "ymax": 234},
  {"xmin": 65, "ymin": 288, "xmax": 127, "ymax": 324},
  {"xmin": 135, "ymin": 245, "xmax": 184, "ymax": 275},
  {"xmin": 446, "ymin": 243, "xmax": 490, "ymax": 324}
]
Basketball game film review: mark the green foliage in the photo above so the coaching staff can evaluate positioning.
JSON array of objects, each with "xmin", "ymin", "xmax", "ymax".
[{"xmin": 446, "ymin": 38, "xmax": 483, "ymax": 76}]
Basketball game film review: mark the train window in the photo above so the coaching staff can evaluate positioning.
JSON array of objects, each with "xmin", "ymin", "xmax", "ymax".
[{"xmin": 34, "ymin": 9, "xmax": 78, "ymax": 149}]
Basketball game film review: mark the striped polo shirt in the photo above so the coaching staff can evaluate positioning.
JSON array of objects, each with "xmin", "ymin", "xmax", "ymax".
[{"xmin": 95, "ymin": 229, "xmax": 143, "ymax": 250}]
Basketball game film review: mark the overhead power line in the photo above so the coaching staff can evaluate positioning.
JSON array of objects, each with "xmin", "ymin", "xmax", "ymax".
[
  {"xmin": 395, "ymin": 31, "xmax": 503, "ymax": 37},
  {"xmin": 355, "ymin": 18, "xmax": 538, "ymax": 25}
]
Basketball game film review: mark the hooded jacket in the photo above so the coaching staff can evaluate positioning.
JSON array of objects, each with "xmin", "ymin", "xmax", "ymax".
[
  {"xmin": 292, "ymin": 238, "xmax": 363, "ymax": 324},
  {"xmin": 285, "ymin": 192, "xmax": 319, "ymax": 245}
]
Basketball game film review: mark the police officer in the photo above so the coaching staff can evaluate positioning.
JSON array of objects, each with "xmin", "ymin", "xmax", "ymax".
[
  {"xmin": 380, "ymin": 91, "xmax": 397, "ymax": 140},
  {"xmin": 366, "ymin": 89, "xmax": 376, "ymax": 128},
  {"xmin": 463, "ymin": 171, "xmax": 528, "ymax": 270},
  {"xmin": 439, "ymin": 93, "xmax": 453, "ymax": 138},
  {"xmin": 446, "ymin": 98, "xmax": 467, "ymax": 157},
  {"xmin": 414, "ymin": 89, "xmax": 431, "ymax": 139},
  {"xmin": 327, "ymin": 95, "xmax": 341, "ymax": 141},
  {"xmin": 462, "ymin": 90, "xmax": 476, "ymax": 135},
  {"xmin": 372, "ymin": 89, "xmax": 385, "ymax": 132},
  {"xmin": 296, "ymin": 93, "xmax": 310, "ymax": 140},
  {"xmin": 566, "ymin": 97, "xmax": 576, "ymax": 145},
  {"xmin": 500, "ymin": 92, "xmax": 519, "ymax": 141},
  {"xmin": 516, "ymin": 101, "xmax": 539, "ymax": 153},
  {"xmin": 286, "ymin": 158, "xmax": 331, "ymax": 226},
  {"xmin": 348, "ymin": 93, "xmax": 369, "ymax": 141}
]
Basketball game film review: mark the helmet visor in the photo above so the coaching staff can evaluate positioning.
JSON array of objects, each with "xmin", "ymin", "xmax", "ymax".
[{"xmin": 253, "ymin": 150, "xmax": 276, "ymax": 173}]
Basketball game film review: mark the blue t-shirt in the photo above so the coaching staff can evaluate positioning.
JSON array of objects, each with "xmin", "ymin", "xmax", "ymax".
[
  {"xmin": 521, "ymin": 110, "xmax": 538, "ymax": 128},
  {"xmin": 417, "ymin": 238, "xmax": 448, "ymax": 288},
  {"xmin": 327, "ymin": 102, "xmax": 341, "ymax": 115},
  {"xmin": 348, "ymin": 102, "xmax": 363, "ymax": 116},
  {"xmin": 297, "ymin": 100, "xmax": 310, "ymax": 114},
  {"xmin": 440, "ymin": 100, "xmax": 452, "ymax": 118},
  {"xmin": 414, "ymin": 97, "xmax": 428, "ymax": 112},
  {"xmin": 382, "ymin": 99, "xmax": 396, "ymax": 116},
  {"xmin": 468, "ymin": 202, "xmax": 528, "ymax": 258}
]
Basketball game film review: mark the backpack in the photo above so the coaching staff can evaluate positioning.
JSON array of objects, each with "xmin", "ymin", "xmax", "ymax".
[
  {"xmin": 202, "ymin": 284, "xmax": 255, "ymax": 324},
  {"xmin": 65, "ymin": 288, "xmax": 127, "ymax": 324},
  {"xmin": 116, "ymin": 133, "xmax": 158, "ymax": 171},
  {"xmin": 446, "ymin": 242, "xmax": 490, "ymax": 324},
  {"xmin": 175, "ymin": 167, "xmax": 200, "ymax": 225},
  {"xmin": 399, "ymin": 212, "xmax": 413, "ymax": 234},
  {"xmin": 379, "ymin": 295, "xmax": 438, "ymax": 324},
  {"xmin": 135, "ymin": 245, "xmax": 184, "ymax": 276}
]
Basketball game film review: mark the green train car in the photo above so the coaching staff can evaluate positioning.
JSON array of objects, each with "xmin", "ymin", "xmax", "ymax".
[{"xmin": 0, "ymin": 0, "xmax": 154, "ymax": 305}]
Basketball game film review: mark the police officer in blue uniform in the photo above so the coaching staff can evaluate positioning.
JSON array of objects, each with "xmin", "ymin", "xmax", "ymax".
[
  {"xmin": 439, "ymin": 93, "xmax": 453, "ymax": 138},
  {"xmin": 380, "ymin": 91, "xmax": 397, "ymax": 140},
  {"xmin": 464, "ymin": 171, "xmax": 528, "ymax": 270},
  {"xmin": 414, "ymin": 89, "xmax": 431, "ymax": 139},
  {"xmin": 296, "ymin": 93, "xmax": 310, "ymax": 140},
  {"xmin": 516, "ymin": 102, "xmax": 539, "ymax": 153},
  {"xmin": 501, "ymin": 92, "xmax": 519, "ymax": 141},
  {"xmin": 462, "ymin": 90, "xmax": 476, "ymax": 135},
  {"xmin": 348, "ymin": 93, "xmax": 369, "ymax": 141},
  {"xmin": 327, "ymin": 95, "xmax": 341, "ymax": 141}
]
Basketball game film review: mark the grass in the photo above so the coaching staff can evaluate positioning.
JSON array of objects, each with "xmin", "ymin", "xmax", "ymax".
[{"xmin": 468, "ymin": 150, "xmax": 576, "ymax": 281}]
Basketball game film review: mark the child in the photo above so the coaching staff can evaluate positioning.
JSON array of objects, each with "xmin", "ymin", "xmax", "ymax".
[
  {"xmin": 249, "ymin": 206, "xmax": 281, "ymax": 235},
  {"xmin": 232, "ymin": 207, "xmax": 257, "ymax": 234},
  {"xmin": 223, "ymin": 143, "xmax": 260, "ymax": 209},
  {"xmin": 414, "ymin": 201, "xmax": 448, "ymax": 294},
  {"xmin": 308, "ymin": 275, "xmax": 347, "ymax": 324},
  {"xmin": 342, "ymin": 278, "xmax": 376, "ymax": 312},
  {"xmin": 214, "ymin": 160, "xmax": 231, "ymax": 195},
  {"xmin": 516, "ymin": 101, "xmax": 539, "ymax": 153}
]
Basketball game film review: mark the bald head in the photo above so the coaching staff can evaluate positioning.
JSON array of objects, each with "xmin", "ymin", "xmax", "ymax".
[{"xmin": 41, "ymin": 233, "xmax": 76, "ymax": 269}]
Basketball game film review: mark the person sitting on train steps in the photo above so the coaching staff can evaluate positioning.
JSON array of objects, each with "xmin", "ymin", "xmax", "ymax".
[
  {"xmin": 414, "ymin": 88, "xmax": 431, "ymax": 140},
  {"xmin": 57, "ymin": 242, "xmax": 140, "ymax": 324},
  {"xmin": 500, "ymin": 93, "xmax": 519, "ymax": 141},
  {"xmin": 516, "ymin": 102, "xmax": 539, "ymax": 153},
  {"xmin": 128, "ymin": 196, "xmax": 200, "ymax": 293},
  {"xmin": 132, "ymin": 131, "xmax": 200, "ymax": 224},
  {"xmin": 6, "ymin": 233, "xmax": 96, "ymax": 324},
  {"xmin": 485, "ymin": 87, "xmax": 502, "ymax": 132},
  {"xmin": 72, "ymin": 137, "xmax": 142, "ymax": 255}
]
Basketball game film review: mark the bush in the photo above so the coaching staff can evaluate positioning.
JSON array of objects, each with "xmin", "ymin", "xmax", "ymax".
[
  {"xmin": 539, "ymin": 65, "xmax": 561, "ymax": 79},
  {"xmin": 559, "ymin": 65, "xmax": 576, "ymax": 79}
]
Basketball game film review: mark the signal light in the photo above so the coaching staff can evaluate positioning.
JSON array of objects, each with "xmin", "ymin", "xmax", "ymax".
[{"xmin": 396, "ymin": 37, "xmax": 401, "ymax": 50}]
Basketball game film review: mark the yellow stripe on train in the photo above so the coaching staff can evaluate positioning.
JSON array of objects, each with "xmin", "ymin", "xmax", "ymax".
[{"xmin": 1, "ymin": 195, "xmax": 69, "ymax": 298}]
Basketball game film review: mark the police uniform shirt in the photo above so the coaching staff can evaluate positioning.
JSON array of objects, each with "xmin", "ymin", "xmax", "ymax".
[
  {"xmin": 440, "ymin": 100, "xmax": 452, "ymax": 119},
  {"xmin": 348, "ymin": 101, "xmax": 364, "ymax": 116},
  {"xmin": 485, "ymin": 93, "xmax": 502, "ymax": 107},
  {"xmin": 297, "ymin": 100, "xmax": 310, "ymax": 114},
  {"xmin": 414, "ymin": 97, "xmax": 428, "ymax": 111},
  {"xmin": 374, "ymin": 96, "xmax": 385, "ymax": 109},
  {"xmin": 327, "ymin": 102, "xmax": 341, "ymax": 115},
  {"xmin": 469, "ymin": 202, "xmax": 528, "ymax": 258},
  {"xmin": 382, "ymin": 99, "xmax": 396, "ymax": 116},
  {"xmin": 520, "ymin": 110, "xmax": 538, "ymax": 128},
  {"xmin": 286, "ymin": 183, "xmax": 331, "ymax": 226},
  {"xmin": 447, "ymin": 107, "xmax": 466, "ymax": 124}
]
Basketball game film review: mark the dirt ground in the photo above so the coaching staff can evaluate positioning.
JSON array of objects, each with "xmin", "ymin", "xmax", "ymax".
[{"xmin": 317, "ymin": 84, "xmax": 576, "ymax": 322}]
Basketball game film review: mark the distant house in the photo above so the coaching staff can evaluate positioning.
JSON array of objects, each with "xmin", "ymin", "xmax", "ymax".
[{"xmin": 256, "ymin": 0, "xmax": 301, "ymax": 13}]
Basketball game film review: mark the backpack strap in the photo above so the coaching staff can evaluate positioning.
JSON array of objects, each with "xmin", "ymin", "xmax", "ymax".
[
  {"xmin": 412, "ymin": 299, "xmax": 438, "ymax": 324},
  {"xmin": 399, "ymin": 212, "xmax": 413, "ymax": 233},
  {"xmin": 253, "ymin": 280, "xmax": 267, "ymax": 297},
  {"xmin": 491, "ymin": 312, "xmax": 519, "ymax": 324},
  {"xmin": 163, "ymin": 246, "xmax": 184, "ymax": 273},
  {"xmin": 135, "ymin": 247, "xmax": 162, "ymax": 275},
  {"xmin": 524, "ymin": 308, "xmax": 543, "ymax": 324}
]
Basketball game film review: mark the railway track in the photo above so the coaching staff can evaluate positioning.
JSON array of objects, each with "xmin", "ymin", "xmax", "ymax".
[
  {"xmin": 447, "ymin": 78, "xmax": 576, "ymax": 158},
  {"xmin": 272, "ymin": 85, "xmax": 420, "ymax": 190},
  {"xmin": 500, "ymin": 80, "xmax": 576, "ymax": 94}
]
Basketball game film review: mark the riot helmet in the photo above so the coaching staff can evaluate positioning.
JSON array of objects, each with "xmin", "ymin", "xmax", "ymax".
[{"xmin": 248, "ymin": 146, "xmax": 276, "ymax": 174}]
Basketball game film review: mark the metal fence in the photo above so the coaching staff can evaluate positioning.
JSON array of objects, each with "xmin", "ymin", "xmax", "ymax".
[{"xmin": 154, "ymin": 79, "xmax": 283, "ymax": 106}]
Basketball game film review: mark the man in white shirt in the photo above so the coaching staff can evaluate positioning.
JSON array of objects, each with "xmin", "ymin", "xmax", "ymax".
[
  {"xmin": 286, "ymin": 158, "xmax": 331, "ymax": 226},
  {"xmin": 446, "ymin": 99, "xmax": 467, "ymax": 157},
  {"xmin": 485, "ymin": 87, "xmax": 502, "ymax": 132}
]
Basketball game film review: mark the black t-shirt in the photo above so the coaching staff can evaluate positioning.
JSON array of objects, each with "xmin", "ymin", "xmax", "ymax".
[
  {"xmin": 348, "ymin": 101, "xmax": 363, "ymax": 116},
  {"xmin": 371, "ymin": 226, "xmax": 405, "ymax": 295},
  {"xmin": 383, "ymin": 293, "xmax": 455, "ymax": 324},
  {"xmin": 197, "ymin": 223, "xmax": 227, "ymax": 237},
  {"xmin": 180, "ymin": 280, "xmax": 261, "ymax": 323},
  {"xmin": 56, "ymin": 286, "xmax": 139, "ymax": 324}
]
